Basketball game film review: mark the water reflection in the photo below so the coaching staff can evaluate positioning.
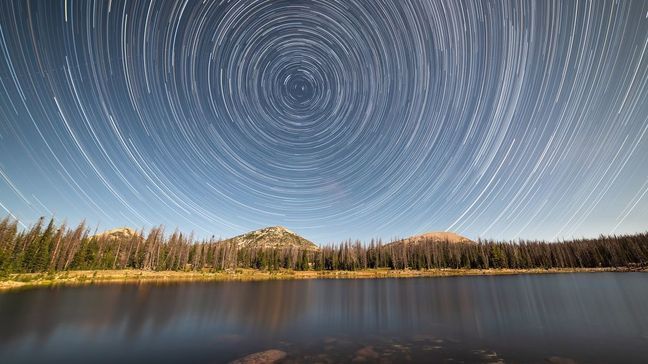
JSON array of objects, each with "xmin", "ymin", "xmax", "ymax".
[{"xmin": 0, "ymin": 273, "xmax": 647, "ymax": 363}]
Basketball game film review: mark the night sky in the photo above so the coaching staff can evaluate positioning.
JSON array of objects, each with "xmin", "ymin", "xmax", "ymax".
[{"xmin": 0, "ymin": 0, "xmax": 647, "ymax": 243}]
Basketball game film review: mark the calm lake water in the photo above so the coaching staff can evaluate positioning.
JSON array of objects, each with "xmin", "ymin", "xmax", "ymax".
[{"xmin": 1, "ymin": 273, "xmax": 647, "ymax": 363}]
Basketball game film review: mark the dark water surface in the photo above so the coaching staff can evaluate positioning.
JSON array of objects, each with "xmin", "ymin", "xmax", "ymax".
[{"xmin": 1, "ymin": 273, "xmax": 647, "ymax": 363}]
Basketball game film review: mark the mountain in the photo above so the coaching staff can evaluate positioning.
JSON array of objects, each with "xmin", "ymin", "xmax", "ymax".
[
  {"xmin": 221, "ymin": 226, "xmax": 319, "ymax": 250},
  {"xmin": 93, "ymin": 227, "xmax": 139, "ymax": 240},
  {"xmin": 389, "ymin": 231, "xmax": 474, "ymax": 246}
]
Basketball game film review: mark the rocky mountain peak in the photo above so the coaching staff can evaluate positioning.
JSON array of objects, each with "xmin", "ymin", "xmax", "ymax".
[{"xmin": 222, "ymin": 226, "xmax": 318, "ymax": 250}]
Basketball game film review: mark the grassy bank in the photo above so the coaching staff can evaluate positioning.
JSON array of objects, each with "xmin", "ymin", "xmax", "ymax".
[{"xmin": 1, "ymin": 267, "xmax": 644, "ymax": 291}]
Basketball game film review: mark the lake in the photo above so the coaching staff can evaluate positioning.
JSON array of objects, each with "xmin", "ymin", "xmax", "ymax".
[{"xmin": 1, "ymin": 273, "xmax": 647, "ymax": 363}]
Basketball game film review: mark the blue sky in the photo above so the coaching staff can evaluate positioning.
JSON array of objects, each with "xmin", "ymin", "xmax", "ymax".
[{"xmin": 1, "ymin": 0, "xmax": 647, "ymax": 244}]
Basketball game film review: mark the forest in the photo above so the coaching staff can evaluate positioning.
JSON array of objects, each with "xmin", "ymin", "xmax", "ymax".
[{"xmin": 0, "ymin": 216, "xmax": 646, "ymax": 274}]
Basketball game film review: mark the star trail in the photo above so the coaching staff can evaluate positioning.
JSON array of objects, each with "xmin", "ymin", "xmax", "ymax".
[{"xmin": 0, "ymin": 0, "xmax": 647, "ymax": 243}]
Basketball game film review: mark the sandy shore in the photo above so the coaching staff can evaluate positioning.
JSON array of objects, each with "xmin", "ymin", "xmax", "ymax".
[{"xmin": 0, "ymin": 267, "xmax": 643, "ymax": 291}]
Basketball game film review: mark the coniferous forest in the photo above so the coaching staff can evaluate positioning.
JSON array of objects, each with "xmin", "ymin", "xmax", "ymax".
[{"xmin": 0, "ymin": 216, "xmax": 646, "ymax": 274}]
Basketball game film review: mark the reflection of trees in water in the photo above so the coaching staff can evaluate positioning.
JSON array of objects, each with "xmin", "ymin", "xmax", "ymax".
[
  {"xmin": 0, "ymin": 280, "xmax": 317, "ymax": 346},
  {"xmin": 1, "ymin": 274, "xmax": 648, "ymax": 357}
]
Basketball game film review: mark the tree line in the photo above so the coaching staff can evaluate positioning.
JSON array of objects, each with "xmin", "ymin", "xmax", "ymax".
[{"xmin": 0, "ymin": 216, "xmax": 646, "ymax": 274}]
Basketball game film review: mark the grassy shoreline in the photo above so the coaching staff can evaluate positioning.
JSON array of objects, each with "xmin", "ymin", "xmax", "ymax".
[{"xmin": 1, "ymin": 267, "xmax": 645, "ymax": 291}]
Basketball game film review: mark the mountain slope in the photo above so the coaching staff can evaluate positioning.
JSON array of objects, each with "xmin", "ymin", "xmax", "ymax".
[
  {"xmin": 389, "ymin": 231, "xmax": 474, "ymax": 246},
  {"xmin": 221, "ymin": 226, "xmax": 318, "ymax": 250},
  {"xmin": 93, "ymin": 227, "xmax": 139, "ymax": 240}
]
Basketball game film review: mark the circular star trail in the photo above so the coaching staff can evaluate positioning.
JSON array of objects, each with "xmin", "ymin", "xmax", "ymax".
[{"xmin": 0, "ymin": 0, "xmax": 647, "ymax": 242}]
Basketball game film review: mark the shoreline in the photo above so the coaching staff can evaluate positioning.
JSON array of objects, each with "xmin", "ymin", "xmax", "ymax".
[{"xmin": 1, "ymin": 267, "xmax": 645, "ymax": 291}]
